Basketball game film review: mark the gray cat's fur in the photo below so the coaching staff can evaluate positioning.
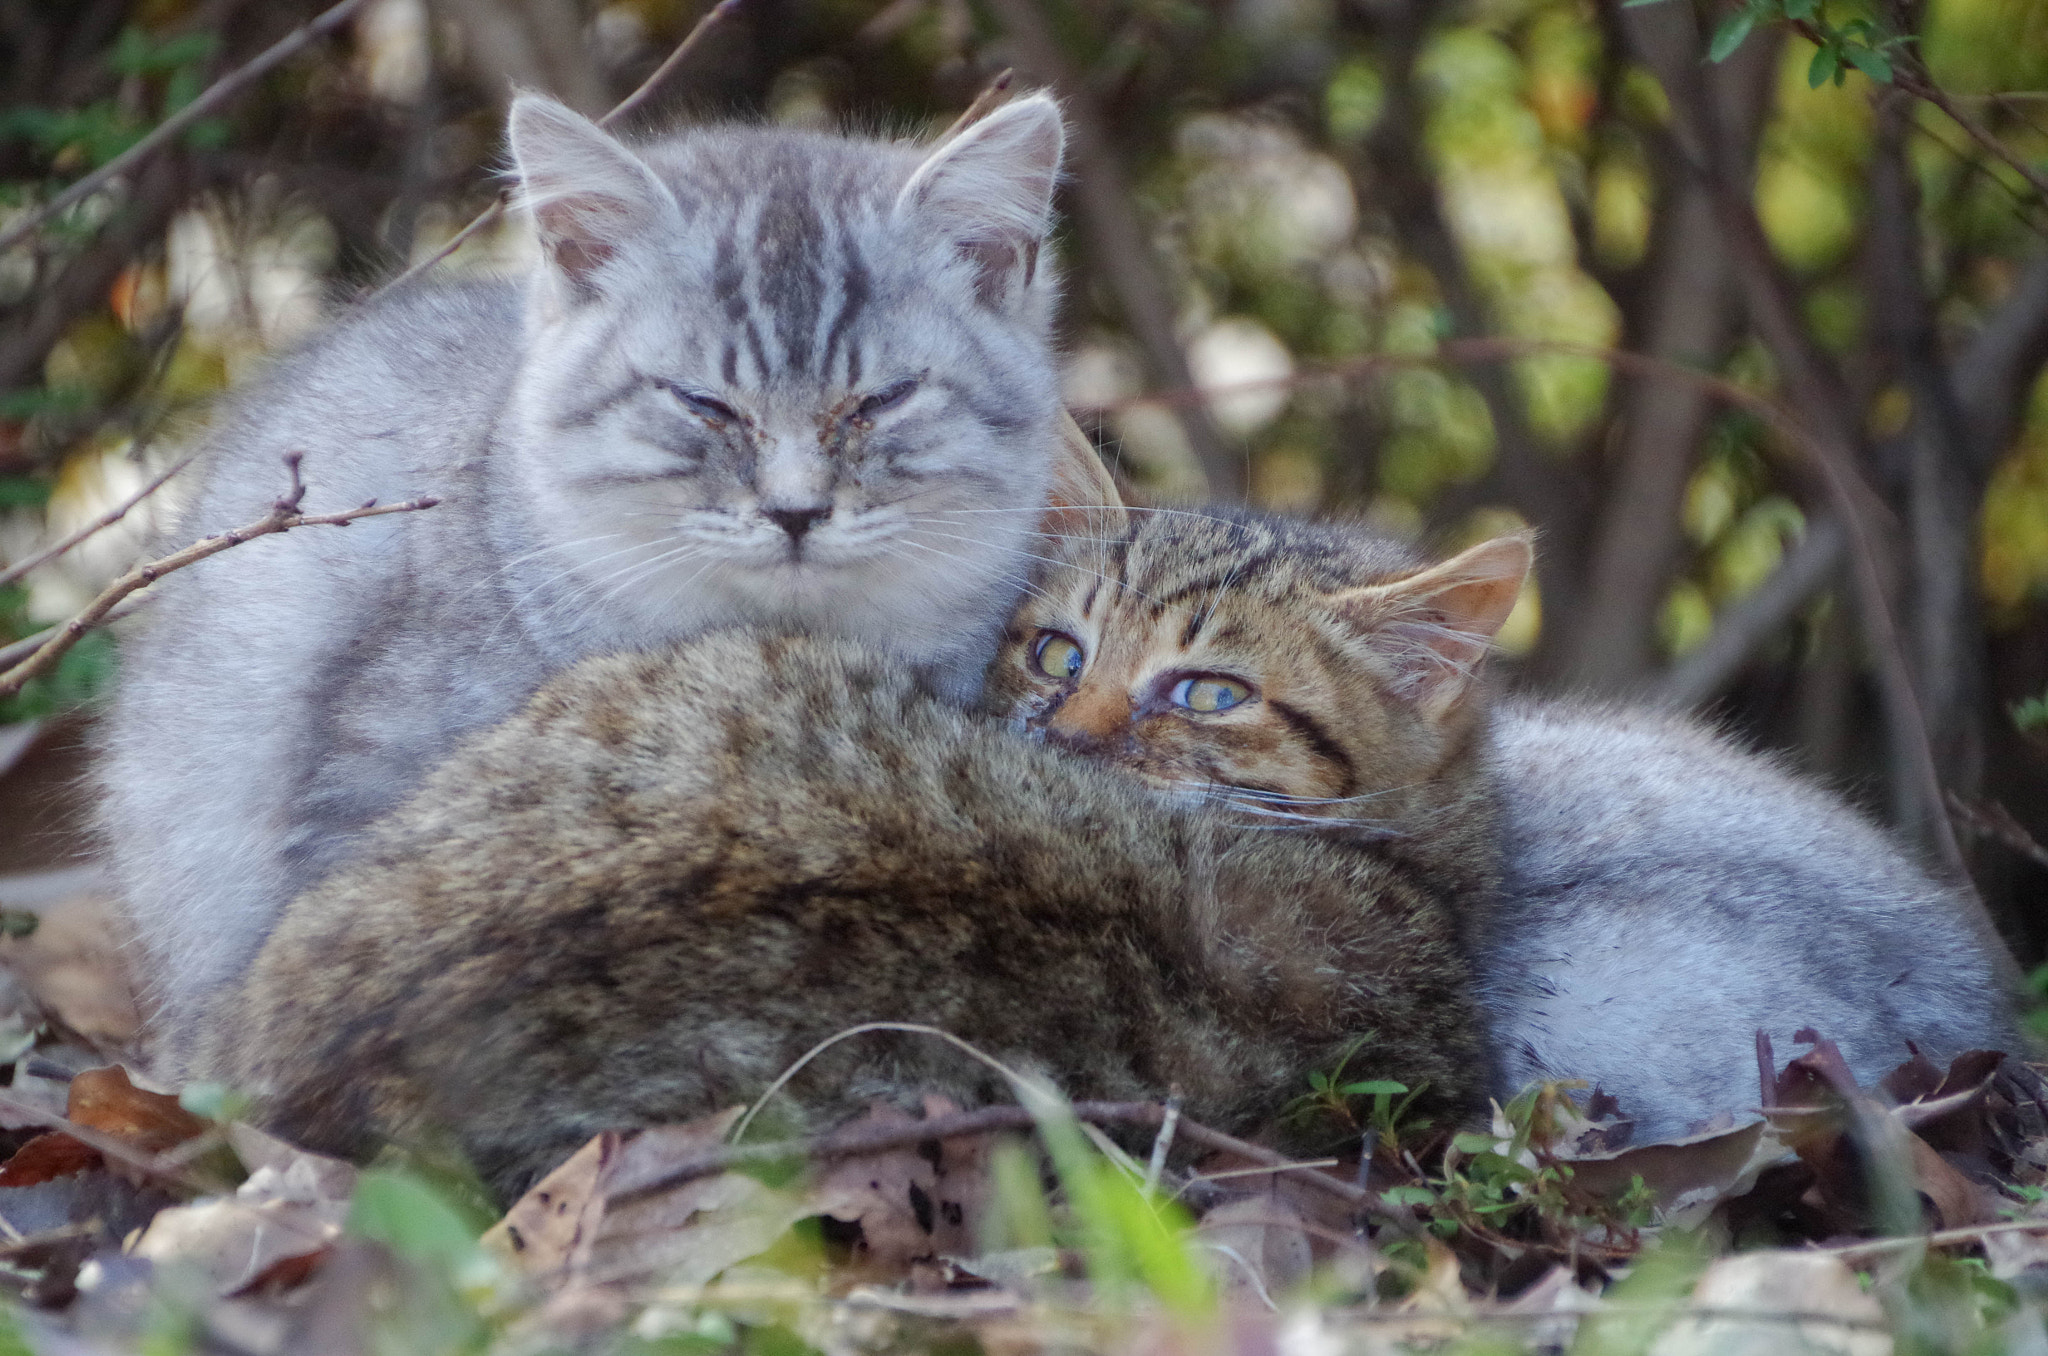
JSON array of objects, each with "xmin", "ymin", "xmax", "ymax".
[
  {"xmin": 1480, "ymin": 702, "xmax": 2019, "ymax": 1139},
  {"xmin": 98, "ymin": 93, "xmax": 1069, "ymax": 1031}
]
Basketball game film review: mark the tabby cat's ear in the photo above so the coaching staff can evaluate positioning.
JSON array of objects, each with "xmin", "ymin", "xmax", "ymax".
[
  {"xmin": 897, "ymin": 93, "xmax": 1065, "ymax": 310},
  {"xmin": 508, "ymin": 94, "xmax": 678, "ymax": 309},
  {"xmin": 1043, "ymin": 411, "xmax": 1127, "ymax": 539},
  {"xmin": 1330, "ymin": 533, "xmax": 1533, "ymax": 722}
]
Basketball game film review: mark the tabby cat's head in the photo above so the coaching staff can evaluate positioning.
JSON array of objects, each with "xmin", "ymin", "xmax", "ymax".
[{"xmin": 985, "ymin": 496, "xmax": 1530, "ymax": 833}]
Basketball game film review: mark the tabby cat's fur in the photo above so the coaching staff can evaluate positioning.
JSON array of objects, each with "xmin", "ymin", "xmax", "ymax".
[
  {"xmin": 991, "ymin": 503, "xmax": 2018, "ymax": 1139},
  {"xmin": 191, "ymin": 629, "xmax": 1497, "ymax": 1202},
  {"xmin": 101, "ymin": 93, "xmax": 1072, "ymax": 1031}
]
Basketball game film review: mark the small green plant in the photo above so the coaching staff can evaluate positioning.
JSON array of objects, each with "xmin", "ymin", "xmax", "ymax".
[
  {"xmin": 1621, "ymin": 0, "xmax": 1911, "ymax": 88},
  {"xmin": 1284, "ymin": 1033, "xmax": 1435, "ymax": 1154},
  {"xmin": 2014, "ymin": 690, "xmax": 2048, "ymax": 736}
]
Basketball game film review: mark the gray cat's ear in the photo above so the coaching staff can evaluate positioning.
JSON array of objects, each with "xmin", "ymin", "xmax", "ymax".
[
  {"xmin": 508, "ymin": 94, "xmax": 676, "ymax": 303},
  {"xmin": 1330, "ymin": 533, "xmax": 1533, "ymax": 722},
  {"xmin": 896, "ymin": 93, "xmax": 1065, "ymax": 309},
  {"xmin": 1042, "ymin": 411, "xmax": 1126, "ymax": 539}
]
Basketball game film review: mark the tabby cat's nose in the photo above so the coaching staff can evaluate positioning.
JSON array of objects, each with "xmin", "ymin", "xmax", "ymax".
[
  {"xmin": 765, "ymin": 505, "xmax": 831, "ymax": 541},
  {"xmin": 1042, "ymin": 687, "xmax": 1131, "ymax": 754}
]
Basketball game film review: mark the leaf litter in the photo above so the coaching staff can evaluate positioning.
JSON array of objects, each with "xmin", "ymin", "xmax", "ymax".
[{"xmin": 0, "ymin": 909, "xmax": 2043, "ymax": 1352}]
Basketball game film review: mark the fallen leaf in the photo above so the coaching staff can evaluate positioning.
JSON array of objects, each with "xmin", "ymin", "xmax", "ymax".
[
  {"xmin": 1195, "ymin": 1195, "xmax": 1313, "ymax": 1305},
  {"xmin": 66, "ymin": 1066, "xmax": 206, "ymax": 1154},
  {"xmin": 1649, "ymin": 1251, "xmax": 1890, "ymax": 1356},
  {"xmin": 128, "ymin": 1131, "xmax": 356, "ymax": 1295},
  {"xmin": 0, "ymin": 1132, "xmax": 100, "ymax": 1187},
  {"xmin": 1558, "ymin": 1118, "xmax": 1792, "ymax": 1229},
  {"xmin": 811, "ymin": 1096, "xmax": 988, "ymax": 1273}
]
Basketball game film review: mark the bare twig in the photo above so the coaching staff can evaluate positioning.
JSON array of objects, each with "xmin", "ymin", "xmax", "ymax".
[
  {"xmin": 936, "ymin": 68, "xmax": 1015, "ymax": 143},
  {"xmin": 1655, "ymin": 515, "xmax": 1848, "ymax": 708},
  {"xmin": 1947, "ymin": 791, "xmax": 2048, "ymax": 871},
  {"xmin": 602, "ymin": 0, "xmax": 745, "ymax": 128},
  {"xmin": 0, "ymin": 454, "xmax": 437, "ymax": 702},
  {"xmin": 611, "ymin": 1099, "xmax": 1413, "ymax": 1230},
  {"xmin": 371, "ymin": 0, "xmax": 744, "ymax": 299},
  {"xmin": 0, "ymin": 0, "xmax": 375, "ymax": 258},
  {"xmin": 0, "ymin": 454, "xmax": 193, "ymax": 592},
  {"xmin": 1821, "ymin": 1216, "xmax": 2048, "ymax": 1263},
  {"xmin": 0, "ymin": 598, "xmax": 147, "ymax": 673},
  {"xmin": 0, "ymin": 1091, "xmax": 231, "ymax": 1196},
  {"xmin": 1803, "ymin": 30, "xmax": 2048, "ymax": 206},
  {"xmin": 985, "ymin": 0, "xmax": 1244, "ymax": 499}
]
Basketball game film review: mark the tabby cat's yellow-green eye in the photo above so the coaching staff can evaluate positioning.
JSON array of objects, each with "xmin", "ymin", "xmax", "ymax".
[
  {"xmin": 1032, "ymin": 631, "xmax": 1084, "ymax": 680},
  {"xmin": 1170, "ymin": 675, "xmax": 1252, "ymax": 713}
]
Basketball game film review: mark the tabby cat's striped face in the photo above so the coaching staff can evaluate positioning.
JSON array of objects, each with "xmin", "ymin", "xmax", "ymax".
[{"xmin": 986, "ymin": 510, "xmax": 1530, "ymax": 829}]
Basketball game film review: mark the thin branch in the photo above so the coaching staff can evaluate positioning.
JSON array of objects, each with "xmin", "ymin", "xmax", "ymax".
[
  {"xmin": 0, "ymin": 454, "xmax": 437, "ymax": 702},
  {"xmin": 0, "ymin": 1091, "xmax": 231, "ymax": 1197},
  {"xmin": 984, "ymin": 0, "xmax": 1244, "ymax": 499},
  {"xmin": 1821, "ymin": 1216, "xmax": 2048, "ymax": 1263},
  {"xmin": 0, "ymin": 598, "xmax": 147, "ymax": 673},
  {"xmin": 0, "ymin": 454, "xmax": 193, "ymax": 592},
  {"xmin": 1653, "ymin": 515, "xmax": 1847, "ymax": 708},
  {"xmin": 601, "ymin": 0, "xmax": 745, "ymax": 128},
  {"xmin": 1859, "ymin": 48, "xmax": 2048, "ymax": 205},
  {"xmin": 608, "ymin": 1099, "xmax": 1414, "ymax": 1231},
  {"xmin": 936, "ymin": 68, "xmax": 1015, "ymax": 143},
  {"xmin": 1947, "ymin": 791, "xmax": 2048, "ymax": 871},
  {"xmin": 370, "ymin": 0, "xmax": 744, "ymax": 299},
  {"xmin": 0, "ymin": 0, "xmax": 375, "ymax": 258}
]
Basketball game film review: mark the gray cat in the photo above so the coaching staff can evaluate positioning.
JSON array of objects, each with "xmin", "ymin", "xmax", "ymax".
[
  {"xmin": 1478, "ymin": 703, "xmax": 2021, "ymax": 1140},
  {"xmin": 98, "ymin": 92, "xmax": 1070, "ymax": 1036}
]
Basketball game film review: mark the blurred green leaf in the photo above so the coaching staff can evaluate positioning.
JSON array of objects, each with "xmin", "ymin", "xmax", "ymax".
[
  {"xmin": 346, "ymin": 1170, "xmax": 481, "ymax": 1269},
  {"xmin": 0, "ymin": 477, "xmax": 51, "ymax": 510},
  {"xmin": 1843, "ymin": 44, "xmax": 1894, "ymax": 81},
  {"xmin": 1708, "ymin": 8, "xmax": 1758, "ymax": 62}
]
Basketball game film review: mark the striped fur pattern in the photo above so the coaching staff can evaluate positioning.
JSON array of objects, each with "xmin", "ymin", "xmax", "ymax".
[
  {"xmin": 189, "ymin": 632, "xmax": 1491, "ymax": 1202},
  {"xmin": 986, "ymin": 506, "xmax": 2018, "ymax": 1140},
  {"xmin": 984, "ymin": 507, "xmax": 1529, "ymax": 907},
  {"xmin": 100, "ymin": 93, "xmax": 1070, "ymax": 1040}
]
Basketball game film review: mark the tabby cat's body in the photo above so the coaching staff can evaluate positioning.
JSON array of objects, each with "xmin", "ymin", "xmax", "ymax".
[
  {"xmin": 192, "ymin": 632, "xmax": 1492, "ymax": 1202},
  {"xmin": 990, "ymin": 506, "xmax": 2018, "ymax": 1139},
  {"xmin": 100, "ymin": 93, "xmax": 1071, "ymax": 1030}
]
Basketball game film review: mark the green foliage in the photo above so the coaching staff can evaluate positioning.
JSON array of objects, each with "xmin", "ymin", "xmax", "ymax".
[
  {"xmin": 1623, "ymin": 0, "xmax": 1910, "ymax": 88},
  {"xmin": 2013, "ymin": 691, "xmax": 2048, "ymax": 734}
]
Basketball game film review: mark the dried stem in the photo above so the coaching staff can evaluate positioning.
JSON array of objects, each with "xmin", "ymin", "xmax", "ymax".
[
  {"xmin": 0, "ymin": 0, "xmax": 375, "ymax": 258},
  {"xmin": 0, "ymin": 454, "xmax": 193, "ymax": 592},
  {"xmin": 370, "ymin": 0, "xmax": 744, "ymax": 299},
  {"xmin": 0, "ymin": 454, "xmax": 437, "ymax": 702},
  {"xmin": 610, "ymin": 1099, "xmax": 1413, "ymax": 1231},
  {"xmin": 0, "ymin": 1091, "xmax": 232, "ymax": 1197}
]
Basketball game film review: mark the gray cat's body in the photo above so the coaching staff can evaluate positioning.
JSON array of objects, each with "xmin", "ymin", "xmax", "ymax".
[
  {"xmin": 1480, "ymin": 702, "xmax": 2019, "ymax": 1140},
  {"xmin": 99, "ymin": 94, "xmax": 1070, "ymax": 1032}
]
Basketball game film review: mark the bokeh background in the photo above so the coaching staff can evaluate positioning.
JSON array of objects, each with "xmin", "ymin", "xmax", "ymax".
[{"xmin": 2, "ymin": 0, "xmax": 2046, "ymax": 967}]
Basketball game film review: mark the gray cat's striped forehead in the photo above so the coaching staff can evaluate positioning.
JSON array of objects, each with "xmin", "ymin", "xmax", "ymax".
[{"xmin": 621, "ymin": 129, "xmax": 969, "ymax": 388}]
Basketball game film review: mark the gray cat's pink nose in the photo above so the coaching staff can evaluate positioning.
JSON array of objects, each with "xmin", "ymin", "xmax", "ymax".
[{"xmin": 765, "ymin": 505, "xmax": 830, "ymax": 540}]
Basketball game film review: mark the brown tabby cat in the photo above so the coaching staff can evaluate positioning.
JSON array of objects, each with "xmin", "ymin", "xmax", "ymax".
[
  {"xmin": 184, "ymin": 475, "xmax": 1529, "ymax": 1202},
  {"xmin": 994, "ymin": 497, "xmax": 2016, "ymax": 1140}
]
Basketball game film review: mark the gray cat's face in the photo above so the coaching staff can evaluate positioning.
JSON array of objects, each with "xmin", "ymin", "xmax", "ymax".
[{"xmin": 499, "ymin": 97, "xmax": 1066, "ymax": 665}]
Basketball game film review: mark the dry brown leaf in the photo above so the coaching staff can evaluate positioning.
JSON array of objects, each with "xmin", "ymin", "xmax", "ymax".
[
  {"xmin": 0, "ymin": 886, "xmax": 142, "ymax": 1054},
  {"xmin": 0, "ymin": 1131, "xmax": 100, "ymax": 1187},
  {"xmin": 1649, "ymin": 1251, "xmax": 1890, "ymax": 1356},
  {"xmin": 1195, "ymin": 1195, "xmax": 1313, "ymax": 1304},
  {"xmin": 128, "ymin": 1126, "xmax": 357, "ymax": 1295},
  {"xmin": 810, "ymin": 1096, "xmax": 988, "ymax": 1272},
  {"xmin": 66, "ymin": 1065, "xmax": 206, "ymax": 1154},
  {"xmin": 483, "ymin": 1129, "xmax": 620, "ymax": 1277},
  {"xmin": 1906, "ymin": 1134, "xmax": 1996, "ymax": 1229},
  {"xmin": 1559, "ymin": 1119, "xmax": 1793, "ymax": 1228},
  {"xmin": 487, "ymin": 1106, "xmax": 820, "ymax": 1293}
]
